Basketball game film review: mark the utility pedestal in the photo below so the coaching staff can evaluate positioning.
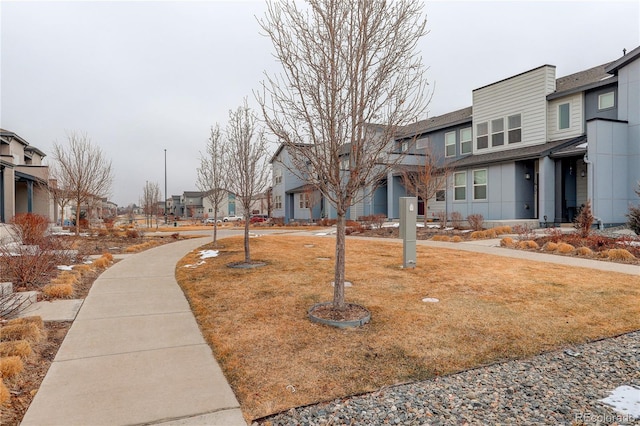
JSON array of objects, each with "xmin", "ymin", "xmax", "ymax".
[{"xmin": 399, "ymin": 197, "xmax": 417, "ymax": 269}]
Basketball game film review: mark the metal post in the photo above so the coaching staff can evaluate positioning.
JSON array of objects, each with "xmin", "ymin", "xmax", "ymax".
[
  {"xmin": 399, "ymin": 197, "xmax": 417, "ymax": 268},
  {"xmin": 164, "ymin": 149, "xmax": 168, "ymax": 225}
]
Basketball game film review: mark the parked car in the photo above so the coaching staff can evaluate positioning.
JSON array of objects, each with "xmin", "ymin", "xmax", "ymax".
[
  {"xmin": 203, "ymin": 217, "xmax": 221, "ymax": 225},
  {"xmin": 250, "ymin": 214, "xmax": 269, "ymax": 223},
  {"xmin": 222, "ymin": 215, "xmax": 243, "ymax": 222}
]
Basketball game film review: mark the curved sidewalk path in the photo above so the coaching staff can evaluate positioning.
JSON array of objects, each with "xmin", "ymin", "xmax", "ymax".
[{"xmin": 21, "ymin": 237, "xmax": 246, "ymax": 426}]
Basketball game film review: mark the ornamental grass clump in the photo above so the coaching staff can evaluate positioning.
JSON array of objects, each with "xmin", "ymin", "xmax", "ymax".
[
  {"xmin": 543, "ymin": 242, "xmax": 558, "ymax": 252},
  {"xmin": 7, "ymin": 316, "xmax": 44, "ymax": 331},
  {"xmin": 451, "ymin": 236, "xmax": 463, "ymax": 243},
  {"xmin": 431, "ymin": 235, "xmax": 450, "ymax": 242},
  {"xmin": 0, "ymin": 340, "xmax": 32, "ymax": 358},
  {"xmin": 576, "ymin": 246, "xmax": 593, "ymax": 257},
  {"xmin": 43, "ymin": 283, "xmax": 74, "ymax": 299},
  {"xmin": 0, "ymin": 356, "xmax": 24, "ymax": 379},
  {"xmin": 526, "ymin": 240, "xmax": 539, "ymax": 249},
  {"xmin": 607, "ymin": 249, "xmax": 635, "ymax": 261},
  {"xmin": 470, "ymin": 231, "xmax": 487, "ymax": 239},
  {"xmin": 0, "ymin": 323, "xmax": 42, "ymax": 344},
  {"xmin": 556, "ymin": 243, "xmax": 575, "ymax": 254},
  {"xmin": 500, "ymin": 237, "xmax": 514, "ymax": 247},
  {"xmin": 0, "ymin": 379, "xmax": 9, "ymax": 405}
]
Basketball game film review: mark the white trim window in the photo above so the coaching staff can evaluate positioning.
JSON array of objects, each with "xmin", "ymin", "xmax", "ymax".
[
  {"xmin": 473, "ymin": 169, "xmax": 487, "ymax": 200},
  {"xmin": 491, "ymin": 118, "xmax": 504, "ymax": 147},
  {"xmin": 460, "ymin": 127, "xmax": 472, "ymax": 154},
  {"xmin": 445, "ymin": 131, "xmax": 456, "ymax": 157},
  {"xmin": 274, "ymin": 195, "xmax": 282, "ymax": 209},
  {"xmin": 508, "ymin": 114, "xmax": 522, "ymax": 144},
  {"xmin": 558, "ymin": 103, "xmax": 570, "ymax": 130},
  {"xmin": 299, "ymin": 193, "xmax": 309, "ymax": 209},
  {"xmin": 454, "ymin": 171, "xmax": 466, "ymax": 201},
  {"xmin": 416, "ymin": 136, "xmax": 430, "ymax": 150},
  {"xmin": 436, "ymin": 189, "xmax": 445, "ymax": 202},
  {"xmin": 598, "ymin": 91, "xmax": 615, "ymax": 110},
  {"xmin": 274, "ymin": 168, "xmax": 283, "ymax": 185},
  {"xmin": 476, "ymin": 122, "xmax": 488, "ymax": 150}
]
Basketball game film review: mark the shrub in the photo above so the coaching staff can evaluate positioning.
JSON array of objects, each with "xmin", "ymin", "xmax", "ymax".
[
  {"xmin": 500, "ymin": 237, "xmax": 514, "ymax": 247},
  {"xmin": 607, "ymin": 249, "xmax": 635, "ymax": 261},
  {"xmin": 358, "ymin": 214, "xmax": 386, "ymax": 229},
  {"xmin": 97, "ymin": 228, "xmax": 109, "ymax": 237},
  {"xmin": 467, "ymin": 214, "xmax": 484, "ymax": 231},
  {"xmin": 0, "ymin": 340, "xmax": 32, "ymax": 358},
  {"xmin": 451, "ymin": 236, "xmax": 463, "ymax": 243},
  {"xmin": 125, "ymin": 229, "xmax": 140, "ymax": 239},
  {"xmin": 101, "ymin": 252, "xmax": 114, "ymax": 262},
  {"xmin": 43, "ymin": 283, "xmax": 74, "ymax": 299},
  {"xmin": 450, "ymin": 212, "xmax": 463, "ymax": 229},
  {"xmin": 526, "ymin": 240, "xmax": 539, "ymax": 249},
  {"xmin": 574, "ymin": 200, "xmax": 594, "ymax": 238},
  {"xmin": 544, "ymin": 227, "xmax": 564, "ymax": 243},
  {"xmin": 271, "ymin": 217, "xmax": 285, "ymax": 226},
  {"xmin": 171, "ymin": 232, "xmax": 180, "ymax": 239},
  {"xmin": 513, "ymin": 224, "xmax": 536, "ymax": 241},
  {"xmin": 436, "ymin": 211, "xmax": 447, "ymax": 227},
  {"xmin": 542, "ymin": 242, "xmax": 558, "ymax": 252},
  {"xmin": 470, "ymin": 230, "xmax": 486, "ymax": 239},
  {"xmin": 518, "ymin": 241, "xmax": 529, "ymax": 249},
  {"xmin": 10, "ymin": 213, "xmax": 50, "ymax": 245},
  {"xmin": 431, "ymin": 235, "xmax": 450, "ymax": 242},
  {"xmin": 576, "ymin": 246, "xmax": 593, "ymax": 256},
  {"xmin": 0, "ymin": 322, "xmax": 42, "ymax": 343},
  {"xmin": 0, "ymin": 379, "xmax": 9, "ymax": 406},
  {"xmin": 0, "ymin": 355, "xmax": 24, "ymax": 379},
  {"xmin": 556, "ymin": 243, "xmax": 575, "ymax": 254},
  {"xmin": 627, "ymin": 184, "xmax": 640, "ymax": 235},
  {"xmin": 493, "ymin": 226, "xmax": 512, "ymax": 235},
  {"xmin": 93, "ymin": 256, "xmax": 111, "ymax": 268},
  {"xmin": 484, "ymin": 229, "xmax": 498, "ymax": 238}
]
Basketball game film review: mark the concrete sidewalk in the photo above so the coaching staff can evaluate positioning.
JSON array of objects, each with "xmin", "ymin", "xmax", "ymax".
[{"xmin": 21, "ymin": 237, "xmax": 246, "ymax": 426}]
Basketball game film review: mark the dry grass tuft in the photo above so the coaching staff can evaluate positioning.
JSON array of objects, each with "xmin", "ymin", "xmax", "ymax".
[
  {"xmin": 431, "ymin": 235, "xmax": 450, "ymax": 242},
  {"xmin": 124, "ymin": 241, "xmax": 161, "ymax": 253},
  {"xmin": 494, "ymin": 226, "xmax": 512, "ymax": 235},
  {"xmin": 500, "ymin": 237, "xmax": 514, "ymax": 247},
  {"xmin": 0, "ymin": 341, "xmax": 32, "ymax": 358},
  {"xmin": 176, "ymin": 235, "xmax": 640, "ymax": 421},
  {"xmin": 576, "ymin": 246, "xmax": 593, "ymax": 257},
  {"xmin": 92, "ymin": 256, "xmax": 111, "ymax": 269},
  {"xmin": 526, "ymin": 240, "xmax": 539, "ymax": 249},
  {"xmin": 43, "ymin": 283, "xmax": 74, "ymax": 299},
  {"xmin": 0, "ymin": 323, "xmax": 42, "ymax": 344},
  {"xmin": 0, "ymin": 356, "xmax": 24, "ymax": 379},
  {"xmin": 0, "ymin": 379, "xmax": 9, "ymax": 406},
  {"xmin": 608, "ymin": 249, "xmax": 635, "ymax": 261},
  {"xmin": 101, "ymin": 252, "xmax": 114, "ymax": 262},
  {"xmin": 470, "ymin": 230, "xmax": 487, "ymax": 239},
  {"xmin": 484, "ymin": 229, "xmax": 498, "ymax": 238},
  {"xmin": 543, "ymin": 242, "xmax": 558, "ymax": 252},
  {"xmin": 450, "ymin": 236, "xmax": 463, "ymax": 243},
  {"xmin": 72, "ymin": 264, "xmax": 93, "ymax": 275},
  {"xmin": 7, "ymin": 316, "xmax": 43, "ymax": 331},
  {"xmin": 51, "ymin": 271, "xmax": 79, "ymax": 286},
  {"xmin": 556, "ymin": 243, "xmax": 575, "ymax": 253}
]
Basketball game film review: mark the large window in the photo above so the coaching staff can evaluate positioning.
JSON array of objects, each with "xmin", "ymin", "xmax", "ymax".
[
  {"xmin": 416, "ymin": 136, "xmax": 430, "ymax": 149},
  {"xmin": 491, "ymin": 118, "xmax": 504, "ymax": 147},
  {"xmin": 598, "ymin": 92, "xmax": 615, "ymax": 110},
  {"xmin": 460, "ymin": 127, "xmax": 472, "ymax": 154},
  {"xmin": 274, "ymin": 195, "xmax": 282, "ymax": 209},
  {"xmin": 445, "ymin": 131, "xmax": 456, "ymax": 157},
  {"xmin": 454, "ymin": 172, "xmax": 466, "ymax": 201},
  {"xmin": 274, "ymin": 169, "xmax": 282, "ymax": 184},
  {"xmin": 508, "ymin": 114, "xmax": 522, "ymax": 144},
  {"xmin": 473, "ymin": 169, "xmax": 487, "ymax": 200},
  {"xmin": 436, "ymin": 190, "xmax": 445, "ymax": 202},
  {"xmin": 558, "ymin": 103, "xmax": 570, "ymax": 129},
  {"xmin": 476, "ymin": 122, "xmax": 488, "ymax": 150}
]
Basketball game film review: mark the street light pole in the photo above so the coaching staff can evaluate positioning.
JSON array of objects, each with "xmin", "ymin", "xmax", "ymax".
[{"xmin": 164, "ymin": 149, "xmax": 168, "ymax": 225}]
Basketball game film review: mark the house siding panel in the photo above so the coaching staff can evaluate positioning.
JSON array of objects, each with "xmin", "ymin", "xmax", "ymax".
[
  {"xmin": 547, "ymin": 93, "xmax": 584, "ymax": 141},
  {"xmin": 472, "ymin": 65, "xmax": 555, "ymax": 155}
]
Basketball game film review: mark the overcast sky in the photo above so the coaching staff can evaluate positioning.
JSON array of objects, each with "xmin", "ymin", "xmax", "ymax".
[{"xmin": 1, "ymin": 1, "xmax": 638, "ymax": 207}]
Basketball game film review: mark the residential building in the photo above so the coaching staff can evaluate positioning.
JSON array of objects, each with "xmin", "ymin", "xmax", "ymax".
[
  {"xmin": 0, "ymin": 129, "xmax": 54, "ymax": 223},
  {"xmin": 273, "ymin": 46, "xmax": 640, "ymax": 227}
]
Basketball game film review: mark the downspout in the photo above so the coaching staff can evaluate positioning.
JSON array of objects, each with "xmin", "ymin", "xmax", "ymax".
[{"xmin": 583, "ymin": 153, "xmax": 603, "ymax": 229}]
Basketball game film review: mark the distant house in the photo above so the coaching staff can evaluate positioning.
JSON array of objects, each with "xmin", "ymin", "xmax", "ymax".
[
  {"xmin": 0, "ymin": 129, "xmax": 54, "ymax": 223},
  {"xmin": 273, "ymin": 46, "xmax": 640, "ymax": 227}
]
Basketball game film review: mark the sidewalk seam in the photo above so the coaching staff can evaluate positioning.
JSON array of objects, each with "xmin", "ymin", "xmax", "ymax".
[
  {"xmin": 54, "ymin": 342, "xmax": 211, "ymax": 363},
  {"xmin": 132, "ymin": 406, "xmax": 243, "ymax": 426}
]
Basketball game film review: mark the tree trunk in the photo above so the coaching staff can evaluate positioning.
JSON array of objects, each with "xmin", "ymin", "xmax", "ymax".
[
  {"xmin": 244, "ymin": 213, "xmax": 251, "ymax": 263},
  {"xmin": 213, "ymin": 215, "xmax": 218, "ymax": 244},
  {"xmin": 333, "ymin": 213, "xmax": 347, "ymax": 310},
  {"xmin": 75, "ymin": 198, "xmax": 81, "ymax": 236},
  {"xmin": 423, "ymin": 197, "xmax": 429, "ymax": 228}
]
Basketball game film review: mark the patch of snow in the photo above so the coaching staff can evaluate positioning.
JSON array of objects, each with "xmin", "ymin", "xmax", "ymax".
[
  {"xmin": 599, "ymin": 385, "xmax": 640, "ymax": 419},
  {"xmin": 315, "ymin": 232, "xmax": 329, "ymax": 236},
  {"xmin": 57, "ymin": 265, "xmax": 74, "ymax": 271},
  {"xmin": 444, "ymin": 227, "xmax": 454, "ymax": 231},
  {"xmin": 199, "ymin": 249, "xmax": 219, "ymax": 259},
  {"xmin": 460, "ymin": 229, "xmax": 472, "ymax": 233},
  {"xmin": 183, "ymin": 260, "xmax": 206, "ymax": 269},
  {"xmin": 382, "ymin": 223, "xmax": 400, "ymax": 228},
  {"xmin": 84, "ymin": 260, "xmax": 93, "ymax": 265},
  {"xmin": 422, "ymin": 297, "xmax": 439, "ymax": 303},
  {"xmin": 427, "ymin": 224, "xmax": 440, "ymax": 229}
]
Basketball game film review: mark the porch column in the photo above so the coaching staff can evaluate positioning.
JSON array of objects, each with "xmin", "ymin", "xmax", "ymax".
[
  {"xmin": 538, "ymin": 156, "xmax": 555, "ymax": 226},
  {"xmin": 386, "ymin": 171, "xmax": 395, "ymax": 219},
  {"xmin": 27, "ymin": 180, "xmax": 33, "ymax": 213}
]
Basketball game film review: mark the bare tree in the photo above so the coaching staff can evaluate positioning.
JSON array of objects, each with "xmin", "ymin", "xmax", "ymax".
[
  {"xmin": 303, "ymin": 184, "xmax": 320, "ymax": 223},
  {"xmin": 258, "ymin": 0, "xmax": 431, "ymax": 310},
  {"xmin": 48, "ymin": 173, "xmax": 73, "ymax": 227},
  {"xmin": 51, "ymin": 132, "xmax": 113, "ymax": 235},
  {"xmin": 401, "ymin": 144, "xmax": 452, "ymax": 227},
  {"xmin": 225, "ymin": 100, "xmax": 270, "ymax": 263},
  {"xmin": 141, "ymin": 181, "xmax": 161, "ymax": 228},
  {"xmin": 197, "ymin": 124, "xmax": 228, "ymax": 245}
]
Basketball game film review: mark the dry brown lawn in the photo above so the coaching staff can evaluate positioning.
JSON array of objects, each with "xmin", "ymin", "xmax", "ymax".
[{"xmin": 175, "ymin": 235, "xmax": 640, "ymax": 422}]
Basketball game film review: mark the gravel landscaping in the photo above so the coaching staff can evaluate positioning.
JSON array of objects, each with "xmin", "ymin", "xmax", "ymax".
[{"xmin": 257, "ymin": 331, "xmax": 640, "ymax": 425}]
